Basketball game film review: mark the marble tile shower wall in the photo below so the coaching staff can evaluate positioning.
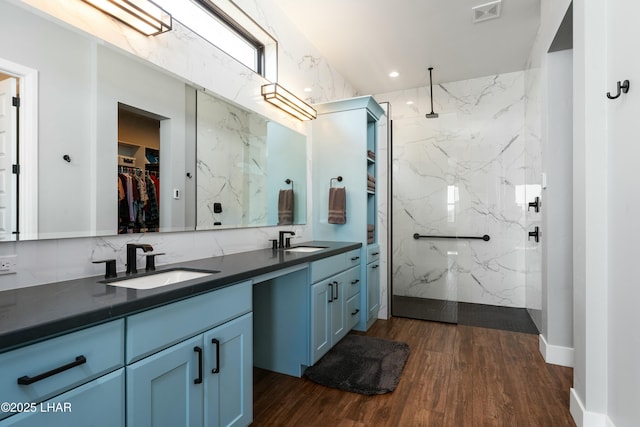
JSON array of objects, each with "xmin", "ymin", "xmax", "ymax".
[
  {"xmin": 377, "ymin": 71, "xmax": 529, "ymax": 308},
  {"xmin": 0, "ymin": 0, "xmax": 356, "ymax": 291}
]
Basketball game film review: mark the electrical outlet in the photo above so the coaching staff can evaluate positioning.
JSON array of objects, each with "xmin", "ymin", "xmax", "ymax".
[{"xmin": 0, "ymin": 255, "xmax": 17, "ymax": 275}]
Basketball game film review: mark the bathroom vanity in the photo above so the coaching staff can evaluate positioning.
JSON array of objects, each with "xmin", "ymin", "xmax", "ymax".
[{"xmin": 0, "ymin": 241, "xmax": 360, "ymax": 427}]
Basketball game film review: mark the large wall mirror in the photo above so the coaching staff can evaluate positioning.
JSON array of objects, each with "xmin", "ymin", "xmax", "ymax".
[{"xmin": 0, "ymin": 0, "xmax": 307, "ymax": 241}]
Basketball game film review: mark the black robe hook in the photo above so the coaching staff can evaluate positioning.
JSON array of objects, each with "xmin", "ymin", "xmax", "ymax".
[{"xmin": 607, "ymin": 80, "xmax": 630, "ymax": 99}]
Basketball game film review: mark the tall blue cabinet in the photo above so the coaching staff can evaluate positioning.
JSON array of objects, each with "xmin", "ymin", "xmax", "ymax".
[{"xmin": 312, "ymin": 96, "xmax": 385, "ymax": 331}]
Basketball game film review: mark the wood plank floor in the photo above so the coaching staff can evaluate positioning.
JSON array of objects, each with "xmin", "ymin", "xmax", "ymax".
[{"xmin": 253, "ymin": 317, "xmax": 575, "ymax": 426}]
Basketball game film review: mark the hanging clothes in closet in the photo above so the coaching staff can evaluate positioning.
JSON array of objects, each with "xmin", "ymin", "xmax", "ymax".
[{"xmin": 118, "ymin": 166, "xmax": 160, "ymax": 233}]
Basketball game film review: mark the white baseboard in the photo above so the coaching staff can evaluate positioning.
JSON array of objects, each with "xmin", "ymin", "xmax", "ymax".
[
  {"xmin": 570, "ymin": 388, "xmax": 613, "ymax": 427},
  {"xmin": 539, "ymin": 334, "xmax": 574, "ymax": 367}
]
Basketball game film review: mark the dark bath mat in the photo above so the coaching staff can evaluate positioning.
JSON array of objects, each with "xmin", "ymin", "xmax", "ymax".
[{"xmin": 303, "ymin": 334, "xmax": 409, "ymax": 395}]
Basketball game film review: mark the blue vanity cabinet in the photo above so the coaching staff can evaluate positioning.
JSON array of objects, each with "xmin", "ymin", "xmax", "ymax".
[
  {"xmin": 310, "ymin": 252, "xmax": 361, "ymax": 364},
  {"xmin": 0, "ymin": 320, "xmax": 124, "ymax": 426},
  {"xmin": 310, "ymin": 277, "xmax": 338, "ymax": 362},
  {"xmin": 126, "ymin": 335, "xmax": 204, "ymax": 427},
  {"xmin": 126, "ymin": 313, "xmax": 252, "ymax": 427},
  {"xmin": 346, "ymin": 267, "xmax": 362, "ymax": 331},
  {"xmin": 0, "ymin": 369, "xmax": 124, "ymax": 427},
  {"xmin": 203, "ymin": 313, "xmax": 253, "ymax": 427},
  {"xmin": 366, "ymin": 244, "xmax": 381, "ymax": 330},
  {"xmin": 126, "ymin": 281, "xmax": 253, "ymax": 427}
]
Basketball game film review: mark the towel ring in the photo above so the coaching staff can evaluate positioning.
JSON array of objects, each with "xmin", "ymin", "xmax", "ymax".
[
  {"xmin": 284, "ymin": 178, "xmax": 293, "ymax": 189},
  {"xmin": 330, "ymin": 176, "xmax": 343, "ymax": 187}
]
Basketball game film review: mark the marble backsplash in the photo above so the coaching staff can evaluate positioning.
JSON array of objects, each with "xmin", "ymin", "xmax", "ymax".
[{"xmin": 377, "ymin": 71, "xmax": 529, "ymax": 308}]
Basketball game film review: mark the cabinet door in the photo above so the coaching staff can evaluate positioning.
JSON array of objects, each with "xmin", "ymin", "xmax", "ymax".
[
  {"xmin": 311, "ymin": 279, "xmax": 331, "ymax": 363},
  {"xmin": 367, "ymin": 262, "xmax": 380, "ymax": 326},
  {"xmin": 127, "ymin": 335, "xmax": 204, "ymax": 427},
  {"xmin": 1, "ymin": 369, "xmax": 124, "ymax": 427},
  {"xmin": 329, "ymin": 275, "xmax": 347, "ymax": 345},
  {"xmin": 203, "ymin": 313, "xmax": 253, "ymax": 427}
]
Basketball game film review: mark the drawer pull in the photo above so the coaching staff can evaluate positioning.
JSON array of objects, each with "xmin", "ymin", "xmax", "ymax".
[
  {"xmin": 211, "ymin": 339, "xmax": 220, "ymax": 374},
  {"xmin": 372, "ymin": 252, "xmax": 380, "ymax": 256},
  {"xmin": 194, "ymin": 346, "xmax": 203, "ymax": 384},
  {"xmin": 350, "ymin": 256, "xmax": 360, "ymax": 261},
  {"xmin": 17, "ymin": 355, "xmax": 87, "ymax": 385},
  {"xmin": 372, "ymin": 264, "xmax": 379, "ymax": 269},
  {"xmin": 351, "ymin": 279, "xmax": 360, "ymax": 285},
  {"xmin": 351, "ymin": 309, "xmax": 360, "ymax": 316}
]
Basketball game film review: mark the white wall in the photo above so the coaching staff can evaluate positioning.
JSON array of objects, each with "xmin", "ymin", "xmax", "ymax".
[
  {"xmin": 542, "ymin": 49, "xmax": 573, "ymax": 358},
  {"xmin": 265, "ymin": 122, "xmax": 307, "ymax": 226},
  {"xmin": 605, "ymin": 1, "xmax": 640, "ymax": 425},
  {"xmin": 572, "ymin": 0, "xmax": 609, "ymax": 424},
  {"xmin": 0, "ymin": 1, "xmax": 95, "ymax": 239},
  {"xmin": 0, "ymin": 0, "xmax": 357, "ymax": 291}
]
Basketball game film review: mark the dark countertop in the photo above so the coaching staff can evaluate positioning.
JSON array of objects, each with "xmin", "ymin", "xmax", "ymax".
[{"xmin": 0, "ymin": 241, "xmax": 361, "ymax": 353}]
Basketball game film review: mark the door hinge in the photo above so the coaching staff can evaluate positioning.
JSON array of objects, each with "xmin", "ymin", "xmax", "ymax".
[
  {"xmin": 12, "ymin": 164, "xmax": 20, "ymax": 175},
  {"xmin": 12, "ymin": 96, "xmax": 20, "ymax": 107}
]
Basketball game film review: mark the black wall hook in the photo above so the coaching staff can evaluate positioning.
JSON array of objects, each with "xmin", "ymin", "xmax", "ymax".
[
  {"xmin": 63, "ymin": 154, "xmax": 71, "ymax": 162},
  {"xmin": 607, "ymin": 80, "xmax": 630, "ymax": 99}
]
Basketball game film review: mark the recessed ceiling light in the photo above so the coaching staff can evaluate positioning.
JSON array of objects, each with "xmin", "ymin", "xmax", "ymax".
[
  {"xmin": 389, "ymin": 71, "xmax": 400, "ymax": 78},
  {"xmin": 406, "ymin": 101, "xmax": 414, "ymax": 105},
  {"xmin": 304, "ymin": 87, "xmax": 312, "ymax": 92}
]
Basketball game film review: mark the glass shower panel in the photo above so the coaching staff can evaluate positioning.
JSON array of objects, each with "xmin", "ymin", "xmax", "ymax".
[{"xmin": 390, "ymin": 112, "xmax": 466, "ymax": 323}]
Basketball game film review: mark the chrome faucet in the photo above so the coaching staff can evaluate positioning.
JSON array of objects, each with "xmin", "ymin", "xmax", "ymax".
[
  {"xmin": 126, "ymin": 243, "xmax": 154, "ymax": 274},
  {"xmin": 278, "ymin": 231, "xmax": 295, "ymax": 248}
]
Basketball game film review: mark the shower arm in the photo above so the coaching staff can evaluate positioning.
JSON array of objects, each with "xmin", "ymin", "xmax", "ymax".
[
  {"xmin": 429, "ymin": 67, "xmax": 435, "ymax": 114},
  {"xmin": 426, "ymin": 67, "xmax": 439, "ymax": 118}
]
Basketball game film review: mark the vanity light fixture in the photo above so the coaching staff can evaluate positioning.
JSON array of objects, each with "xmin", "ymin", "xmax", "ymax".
[
  {"xmin": 261, "ymin": 83, "xmax": 317, "ymax": 121},
  {"xmin": 81, "ymin": 0, "xmax": 172, "ymax": 36}
]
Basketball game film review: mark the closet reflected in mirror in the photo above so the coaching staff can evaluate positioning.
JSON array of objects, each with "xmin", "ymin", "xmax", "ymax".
[{"xmin": 117, "ymin": 104, "xmax": 162, "ymax": 234}]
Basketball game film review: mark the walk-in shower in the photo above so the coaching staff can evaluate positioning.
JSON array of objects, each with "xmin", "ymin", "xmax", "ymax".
[{"xmin": 390, "ymin": 70, "xmax": 538, "ymax": 333}]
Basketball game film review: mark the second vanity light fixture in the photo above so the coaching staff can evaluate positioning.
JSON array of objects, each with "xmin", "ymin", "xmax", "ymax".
[
  {"xmin": 81, "ymin": 0, "xmax": 172, "ymax": 36},
  {"xmin": 261, "ymin": 83, "xmax": 317, "ymax": 121}
]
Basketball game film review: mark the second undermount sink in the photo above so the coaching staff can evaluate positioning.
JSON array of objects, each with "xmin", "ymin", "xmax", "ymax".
[
  {"xmin": 284, "ymin": 246, "xmax": 327, "ymax": 253},
  {"xmin": 103, "ymin": 269, "xmax": 218, "ymax": 290}
]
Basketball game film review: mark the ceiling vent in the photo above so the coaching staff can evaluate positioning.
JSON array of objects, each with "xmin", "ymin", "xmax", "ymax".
[{"xmin": 472, "ymin": 0, "xmax": 502, "ymax": 23}]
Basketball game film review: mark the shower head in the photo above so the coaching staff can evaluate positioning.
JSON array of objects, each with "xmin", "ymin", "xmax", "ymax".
[{"xmin": 425, "ymin": 67, "xmax": 439, "ymax": 119}]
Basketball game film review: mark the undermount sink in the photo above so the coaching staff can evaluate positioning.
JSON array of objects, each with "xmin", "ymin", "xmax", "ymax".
[
  {"xmin": 103, "ymin": 269, "xmax": 218, "ymax": 290},
  {"xmin": 284, "ymin": 246, "xmax": 327, "ymax": 253}
]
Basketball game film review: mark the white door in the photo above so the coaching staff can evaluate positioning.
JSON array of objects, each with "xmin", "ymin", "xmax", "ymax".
[{"xmin": 0, "ymin": 77, "xmax": 16, "ymax": 241}]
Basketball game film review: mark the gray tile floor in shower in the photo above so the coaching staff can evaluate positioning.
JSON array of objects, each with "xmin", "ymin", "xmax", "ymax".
[{"xmin": 392, "ymin": 296, "xmax": 539, "ymax": 334}]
